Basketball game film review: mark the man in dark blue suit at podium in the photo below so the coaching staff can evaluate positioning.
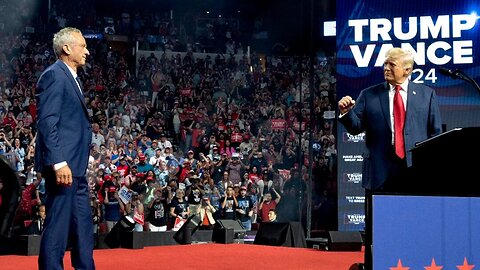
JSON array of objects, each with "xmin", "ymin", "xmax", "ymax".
[
  {"xmin": 338, "ymin": 47, "xmax": 442, "ymax": 269},
  {"xmin": 35, "ymin": 27, "xmax": 95, "ymax": 270}
]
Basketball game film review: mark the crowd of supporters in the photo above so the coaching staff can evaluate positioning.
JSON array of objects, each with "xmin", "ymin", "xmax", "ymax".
[{"xmin": 0, "ymin": 1, "xmax": 338, "ymax": 237}]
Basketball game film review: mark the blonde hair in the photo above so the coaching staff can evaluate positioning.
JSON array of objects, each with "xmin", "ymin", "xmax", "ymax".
[
  {"xmin": 52, "ymin": 27, "xmax": 82, "ymax": 57},
  {"xmin": 385, "ymin": 48, "xmax": 414, "ymax": 71}
]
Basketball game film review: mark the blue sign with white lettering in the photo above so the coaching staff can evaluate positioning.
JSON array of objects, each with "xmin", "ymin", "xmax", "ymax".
[{"xmin": 373, "ymin": 195, "xmax": 480, "ymax": 269}]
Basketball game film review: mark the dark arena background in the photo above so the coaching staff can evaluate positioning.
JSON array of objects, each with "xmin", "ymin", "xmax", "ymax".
[{"xmin": 1, "ymin": 0, "xmax": 479, "ymax": 269}]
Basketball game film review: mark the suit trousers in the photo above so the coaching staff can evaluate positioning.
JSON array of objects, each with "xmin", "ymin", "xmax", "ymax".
[{"xmin": 38, "ymin": 172, "xmax": 95, "ymax": 270}]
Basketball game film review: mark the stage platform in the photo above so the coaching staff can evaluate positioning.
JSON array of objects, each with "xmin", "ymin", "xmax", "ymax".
[{"xmin": 0, "ymin": 230, "xmax": 258, "ymax": 256}]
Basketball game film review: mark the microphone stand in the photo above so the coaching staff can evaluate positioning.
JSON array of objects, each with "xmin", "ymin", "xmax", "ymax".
[{"xmin": 449, "ymin": 69, "xmax": 480, "ymax": 95}]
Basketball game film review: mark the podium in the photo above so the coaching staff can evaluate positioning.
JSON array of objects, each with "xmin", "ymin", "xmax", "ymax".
[
  {"xmin": 370, "ymin": 127, "xmax": 480, "ymax": 269},
  {"xmin": 409, "ymin": 127, "xmax": 480, "ymax": 196}
]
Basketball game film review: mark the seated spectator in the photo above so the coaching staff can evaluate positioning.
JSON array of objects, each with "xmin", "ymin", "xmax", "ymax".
[
  {"xmin": 267, "ymin": 209, "xmax": 278, "ymax": 223},
  {"xmin": 26, "ymin": 204, "xmax": 46, "ymax": 235}
]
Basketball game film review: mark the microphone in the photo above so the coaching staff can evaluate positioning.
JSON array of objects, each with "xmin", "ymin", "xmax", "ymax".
[
  {"xmin": 439, "ymin": 67, "xmax": 480, "ymax": 95},
  {"xmin": 438, "ymin": 67, "xmax": 461, "ymax": 79}
]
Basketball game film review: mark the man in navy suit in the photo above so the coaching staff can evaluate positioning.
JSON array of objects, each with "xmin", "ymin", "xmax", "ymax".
[
  {"xmin": 35, "ymin": 27, "xmax": 95, "ymax": 270},
  {"xmin": 338, "ymin": 47, "xmax": 442, "ymax": 269}
]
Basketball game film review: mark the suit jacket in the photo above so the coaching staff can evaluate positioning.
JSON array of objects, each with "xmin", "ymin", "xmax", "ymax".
[
  {"xmin": 35, "ymin": 60, "xmax": 92, "ymax": 177},
  {"xmin": 27, "ymin": 218, "xmax": 44, "ymax": 235},
  {"xmin": 339, "ymin": 81, "xmax": 442, "ymax": 190}
]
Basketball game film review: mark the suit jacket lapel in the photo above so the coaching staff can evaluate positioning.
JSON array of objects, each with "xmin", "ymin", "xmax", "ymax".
[
  {"xmin": 56, "ymin": 60, "xmax": 90, "ymax": 117},
  {"xmin": 379, "ymin": 82, "xmax": 392, "ymax": 131}
]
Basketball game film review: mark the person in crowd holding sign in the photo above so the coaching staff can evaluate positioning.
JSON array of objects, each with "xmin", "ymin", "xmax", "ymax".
[
  {"xmin": 169, "ymin": 189, "xmax": 190, "ymax": 231},
  {"xmin": 34, "ymin": 27, "xmax": 95, "ymax": 270},
  {"xmin": 125, "ymin": 191, "xmax": 144, "ymax": 231},
  {"xmin": 337, "ymin": 47, "xmax": 442, "ymax": 269}
]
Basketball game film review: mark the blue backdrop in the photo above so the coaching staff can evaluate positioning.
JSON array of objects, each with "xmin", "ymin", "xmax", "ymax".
[{"xmin": 336, "ymin": 0, "xmax": 480, "ymax": 231}]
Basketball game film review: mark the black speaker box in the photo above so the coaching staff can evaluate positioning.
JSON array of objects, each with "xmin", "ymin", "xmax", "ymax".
[
  {"xmin": 173, "ymin": 214, "xmax": 201, "ymax": 245},
  {"xmin": 215, "ymin": 219, "xmax": 246, "ymax": 239},
  {"xmin": 327, "ymin": 231, "xmax": 363, "ymax": 251},
  {"xmin": 212, "ymin": 228, "xmax": 234, "ymax": 244},
  {"xmin": 305, "ymin": 237, "xmax": 328, "ymax": 250},
  {"xmin": 104, "ymin": 216, "xmax": 135, "ymax": 248},
  {"xmin": 120, "ymin": 231, "xmax": 145, "ymax": 249}
]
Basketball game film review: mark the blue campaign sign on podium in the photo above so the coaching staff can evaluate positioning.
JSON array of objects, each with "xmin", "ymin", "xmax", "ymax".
[{"xmin": 372, "ymin": 195, "xmax": 480, "ymax": 269}]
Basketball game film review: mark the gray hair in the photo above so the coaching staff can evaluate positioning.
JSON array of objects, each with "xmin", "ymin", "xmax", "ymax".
[{"xmin": 52, "ymin": 27, "xmax": 82, "ymax": 57}]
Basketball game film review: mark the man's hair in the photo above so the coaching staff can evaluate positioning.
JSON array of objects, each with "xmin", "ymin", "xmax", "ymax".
[
  {"xmin": 385, "ymin": 47, "xmax": 414, "ymax": 71},
  {"xmin": 52, "ymin": 27, "xmax": 82, "ymax": 57}
]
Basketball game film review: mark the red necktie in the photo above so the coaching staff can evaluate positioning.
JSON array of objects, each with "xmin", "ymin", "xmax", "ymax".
[{"xmin": 394, "ymin": 85, "xmax": 405, "ymax": 159}]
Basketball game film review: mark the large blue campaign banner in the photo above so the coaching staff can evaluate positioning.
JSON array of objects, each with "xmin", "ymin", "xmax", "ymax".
[
  {"xmin": 336, "ymin": 0, "xmax": 480, "ymax": 231},
  {"xmin": 373, "ymin": 195, "xmax": 480, "ymax": 269}
]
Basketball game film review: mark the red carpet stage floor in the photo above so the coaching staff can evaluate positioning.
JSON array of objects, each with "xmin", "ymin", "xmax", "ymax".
[{"xmin": 0, "ymin": 243, "xmax": 364, "ymax": 270}]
